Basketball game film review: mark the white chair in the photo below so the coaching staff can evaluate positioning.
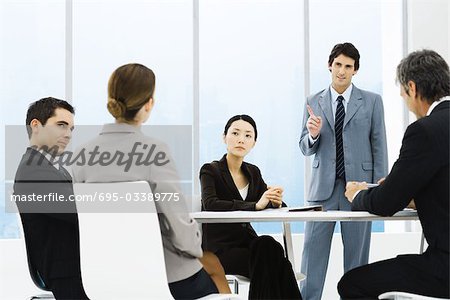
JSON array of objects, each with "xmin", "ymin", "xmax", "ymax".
[
  {"xmin": 195, "ymin": 197, "xmax": 305, "ymax": 295},
  {"xmin": 75, "ymin": 181, "xmax": 241, "ymax": 300},
  {"xmin": 226, "ymin": 271, "xmax": 305, "ymax": 294},
  {"xmin": 379, "ymin": 291, "xmax": 450, "ymax": 300},
  {"xmin": 226, "ymin": 275, "xmax": 249, "ymax": 294}
]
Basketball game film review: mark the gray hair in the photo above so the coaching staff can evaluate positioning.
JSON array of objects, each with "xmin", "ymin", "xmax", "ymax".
[{"xmin": 396, "ymin": 49, "xmax": 450, "ymax": 104}]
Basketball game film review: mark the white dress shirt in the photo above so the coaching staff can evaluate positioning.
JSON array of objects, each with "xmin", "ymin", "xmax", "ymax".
[
  {"xmin": 426, "ymin": 96, "xmax": 450, "ymax": 116},
  {"xmin": 239, "ymin": 183, "xmax": 249, "ymax": 200},
  {"xmin": 309, "ymin": 84, "xmax": 354, "ymax": 144}
]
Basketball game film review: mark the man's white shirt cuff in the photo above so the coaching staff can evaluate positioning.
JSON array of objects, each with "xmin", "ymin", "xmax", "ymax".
[
  {"xmin": 308, "ymin": 134, "xmax": 319, "ymax": 146},
  {"xmin": 353, "ymin": 190, "xmax": 362, "ymax": 201}
]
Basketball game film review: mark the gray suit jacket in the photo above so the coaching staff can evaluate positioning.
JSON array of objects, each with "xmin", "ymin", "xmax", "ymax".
[
  {"xmin": 71, "ymin": 123, "xmax": 203, "ymax": 283},
  {"xmin": 300, "ymin": 85, "xmax": 388, "ymax": 201}
]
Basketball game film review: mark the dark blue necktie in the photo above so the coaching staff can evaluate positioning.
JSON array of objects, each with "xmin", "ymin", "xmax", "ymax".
[{"xmin": 335, "ymin": 96, "xmax": 345, "ymax": 179}]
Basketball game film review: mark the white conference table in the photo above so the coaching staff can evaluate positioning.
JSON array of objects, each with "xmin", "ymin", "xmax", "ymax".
[{"xmin": 191, "ymin": 208, "xmax": 420, "ymax": 271}]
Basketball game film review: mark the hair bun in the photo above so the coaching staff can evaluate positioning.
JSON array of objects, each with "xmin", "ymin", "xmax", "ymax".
[{"xmin": 107, "ymin": 97, "xmax": 126, "ymax": 119}]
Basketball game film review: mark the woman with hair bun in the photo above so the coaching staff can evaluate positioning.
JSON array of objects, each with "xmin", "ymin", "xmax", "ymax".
[{"xmin": 72, "ymin": 63, "xmax": 229, "ymax": 298}]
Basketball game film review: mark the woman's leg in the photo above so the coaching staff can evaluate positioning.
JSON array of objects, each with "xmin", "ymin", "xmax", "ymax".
[{"xmin": 199, "ymin": 251, "xmax": 231, "ymax": 294}]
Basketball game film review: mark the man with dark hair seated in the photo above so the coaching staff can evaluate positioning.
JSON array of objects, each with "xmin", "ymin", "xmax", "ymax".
[{"xmin": 14, "ymin": 97, "xmax": 88, "ymax": 299}]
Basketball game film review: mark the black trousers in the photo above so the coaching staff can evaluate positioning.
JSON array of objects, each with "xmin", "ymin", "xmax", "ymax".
[
  {"xmin": 169, "ymin": 268, "xmax": 218, "ymax": 299},
  {"xmin": 216, "ymin": 236, "xmax": 302, "ymax": 299},
  {"xmin": 338, "ymin": 249, "xmax": 449, "ymax": 299},
  {"xmin": 216, "ymin": 246, "xmax": 251, "ymax": 278}
]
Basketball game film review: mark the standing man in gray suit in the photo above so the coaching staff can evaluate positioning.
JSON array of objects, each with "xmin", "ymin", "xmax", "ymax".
[{"xmin": 299, "ymin": 43, "xmax": 388, "ymax": 300}]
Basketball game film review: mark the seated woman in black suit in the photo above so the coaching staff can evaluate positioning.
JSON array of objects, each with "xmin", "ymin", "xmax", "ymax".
[{"xmin": 200, "ymin": 114, "xmax": 302, "ymax": 299}]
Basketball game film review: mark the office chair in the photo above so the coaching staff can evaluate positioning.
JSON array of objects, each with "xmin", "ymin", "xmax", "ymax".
[
  {"xmin": 379, "ymin": 291, "xmax": 450, "ymax": 300},
  {"xmin": 195, "ymin": 196, "xmax": 305, "ymax": 295},
  {"xmin": 17, "ymin": 215, "xmax": 55, "ymax": 300},
  {"xmin": 226, "ymin": 221, "xmax": 305, "ymax": 294},
  {"xmin": 226, "ymin": 272, "xmax": 306, "ymax": 294},
  {"xmin": 75, "ymin": 181, "xmax": 241, "ymax": 300},
  {"xmin": 25, "ymin": 262, "xmax": 54, "ymax": 300}
]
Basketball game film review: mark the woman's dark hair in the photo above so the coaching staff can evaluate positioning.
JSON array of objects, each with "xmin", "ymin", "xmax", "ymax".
[{"xmin": 223, "ymin": 114, "xmax": 258, "ymax": 141}]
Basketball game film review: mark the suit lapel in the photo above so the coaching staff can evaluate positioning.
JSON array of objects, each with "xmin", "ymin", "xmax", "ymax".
[
  {"xmin": 343, "ymin": 86, "xmax": 363, "ymax": 128},
  {"xmin": 27, "ymin": 148, "xmax": 73, "ymax": 182},
  {"xmin": 218, "ymin": 156, "xmax": 243, "ymax": 200},
  {"xmin": 58, "ymin": 166, "xmax": 73, "ymax": 181},
  {"xmin": 241, "ymin": 163, "xmax": 253, "ymax": 201},
  {"xmin": 318, "ymin": 88, "xmax": 335, "ymax": 130}
]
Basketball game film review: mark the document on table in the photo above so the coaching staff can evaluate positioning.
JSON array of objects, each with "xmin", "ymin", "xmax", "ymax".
[{"xmin": 287, "ymin": 205, "xmax": 323, "ymax": 212}]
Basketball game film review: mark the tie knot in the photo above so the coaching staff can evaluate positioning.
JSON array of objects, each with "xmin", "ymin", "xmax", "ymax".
[{"xmin": 337, "ymin": 95, "xmax": 344, "ymax": 103}]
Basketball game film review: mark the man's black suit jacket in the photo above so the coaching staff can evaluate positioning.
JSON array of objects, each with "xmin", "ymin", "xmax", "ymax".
[
  {"xmin": 14, "ymin": 147, "xmax": 82, "ymax": 283},
  {"xmin": 352, "ymin": 101, "xmax": 449, "ymax": 278},
  {"xmin": 199, "ymin": 154, "xmax": 278, "ymax": 253}
]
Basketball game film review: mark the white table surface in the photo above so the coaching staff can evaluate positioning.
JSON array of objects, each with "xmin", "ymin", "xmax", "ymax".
[
  {"xmin": 190, "ymin": 208, "xmax": 418, "ymax": 223},
  {"xmin": 191, "ymin": 208, "xmax": 421, "ymax": 272}
]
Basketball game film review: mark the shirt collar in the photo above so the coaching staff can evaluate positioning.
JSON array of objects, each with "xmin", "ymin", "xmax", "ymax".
[
  {"xmin": 37, "ymin": 148, "xmax": 60, "ymax": 170},
  {"xmin": 331, "ymin": 84, "xmax": 353, "ymax": 103},
  {"xmin": 426, "ymin": 96, "xmax": 450, "ymax": 116},
  {"xmin": 100, "ymin": 123, "xmax": 141, "ymax": 135}
]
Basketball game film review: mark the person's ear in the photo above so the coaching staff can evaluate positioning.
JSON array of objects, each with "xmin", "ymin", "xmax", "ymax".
[
  {"xmin": 145, "ymin": 98, "xmax": 154, "ymax": 112},
  {"xmin": 222, "ymin": 134, "xmax": 227, "ymax": 144},
  {"xmin": 353, "ymin": 69, "xmax": 358, "ymax": 76},
  {"xmin": 407, "ymin": 81, "xmax": 416, "ymax": 97},
  {"xmin": 30, "ymin": 119, "xmax": 42, "ymax": 134}
]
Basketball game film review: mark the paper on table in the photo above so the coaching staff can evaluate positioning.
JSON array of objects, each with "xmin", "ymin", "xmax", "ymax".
[
  {"xmin": 288, "ymin": 205, "xmax": 323, "ymax": 212},
  {"xmin": 367, "ymin": 183, "xmax": 379, "ymax": 188}
]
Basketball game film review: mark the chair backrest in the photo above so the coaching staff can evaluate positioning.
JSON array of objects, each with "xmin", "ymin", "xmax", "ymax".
[
  {"xmin": 16, "ymin": 213, "xmax": 52, "ymax": 292},
  {"xmin": 74, "ymin": 181, "xmax": 174, "ymax": 300},
  {"xmin": 10, "ymin": 174, "xmax": 52, "ymax": 294}
]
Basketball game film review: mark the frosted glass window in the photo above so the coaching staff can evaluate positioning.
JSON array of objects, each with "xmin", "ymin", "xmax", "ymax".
[
  {"xmin": 199, "ymin": 0, "xmax": 305, "ymax": 233},
  {"xmin": 0, "ymin": 0, "xmax": 408, "ymax": 239},
  {"xmin": 309, "ymin": 0, "xmax": 403, "ymax": 232},
  {"xmin": 0, "ymin": 0, "xmax": 66, "ymax": 238},
  {"xmin": 72, "ymin": 0, "xmax": 193, "ymax": 126}
]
